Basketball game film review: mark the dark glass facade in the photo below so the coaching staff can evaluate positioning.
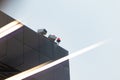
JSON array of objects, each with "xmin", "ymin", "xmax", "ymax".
[{"xmin": 0, "ymin": 11, "xmax": 70, "ymax": 80}]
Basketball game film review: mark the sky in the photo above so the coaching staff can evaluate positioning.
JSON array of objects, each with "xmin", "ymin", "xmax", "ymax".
[{"xmin": 0, "ymin": 0, "xmax": 120, "ymax": 80}]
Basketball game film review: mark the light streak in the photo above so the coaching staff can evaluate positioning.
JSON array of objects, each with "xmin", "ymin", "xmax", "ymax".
[
  {"xmin": 0, "ymin": 21, "xmax": 19, "ymax": 33},
  {"xmin": 0, "ymin": 21, "xmax": 23, "ymax": 39},
  {"xmin": 5, "ymin": 40, "xmax": 107, "ymax": 80}
]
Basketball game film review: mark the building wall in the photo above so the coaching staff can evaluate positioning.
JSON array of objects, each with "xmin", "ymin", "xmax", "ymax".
[
  {"xmin": 23, "ymin": 61, "xmax": 70, "ymax": 80},
  {"xmin": 0, "ymin": 11, "xmax": 70, "ymax": 80}
]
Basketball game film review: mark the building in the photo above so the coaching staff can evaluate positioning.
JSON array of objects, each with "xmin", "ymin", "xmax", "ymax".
[{"xmin": 0, "ymin": 11, "xmax": 70, "ymax": 80}]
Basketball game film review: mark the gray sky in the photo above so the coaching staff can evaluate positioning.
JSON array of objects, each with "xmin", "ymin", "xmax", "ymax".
[{"xmin": 0, "ymin": 0, "xmax": 120, "ymax": 80}]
